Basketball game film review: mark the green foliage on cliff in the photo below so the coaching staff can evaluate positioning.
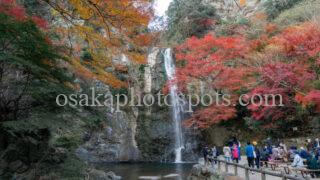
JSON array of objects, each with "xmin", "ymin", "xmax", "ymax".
[
  {"xmin": 166, "ymin": 0, "xmax": 218, "ymax": 43},
  {"xmin": 274, "ymin": 0, "xmax": 320, "ymax": 26},
  {"xmin": 0, "ymin": 12, "xmax": 72, "ymax": 121},
  {"xmin": 263, "ymin": 0, "xmax": 304, "ymax": 20}
]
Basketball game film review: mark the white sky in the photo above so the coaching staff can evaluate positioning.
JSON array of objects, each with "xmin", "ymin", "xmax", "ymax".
[{"xmin": 153, "ymin": 0, "xmax": 173, "ymax": 17}]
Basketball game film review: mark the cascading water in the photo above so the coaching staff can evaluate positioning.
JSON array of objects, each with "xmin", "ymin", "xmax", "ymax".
[{"xmin": 164, "ymin": 48, "xmax": 184, "ymax": 163}]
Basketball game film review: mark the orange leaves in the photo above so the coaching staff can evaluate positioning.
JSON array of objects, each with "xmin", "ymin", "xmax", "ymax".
[
  {"xmin": 69, "ymin": 0, "xmax": 93, "ymax": 19},
  {"xmin": 132, "ymin": 33, "xmax": 158, "ymax": 47},
  {"xmin": 45, "ymin": 0, "xmax": 154, "ymax": 88},
  {"xmin": 127, "ymin": 52, "xmax": 146, "ymax": 64},
  {"xmin": 71, "ymin": 58, "xmax": 127, "ymax": 89},
  {"xmin": 239, "ymin": 0, "xmax": 246, "ymax": 7}
]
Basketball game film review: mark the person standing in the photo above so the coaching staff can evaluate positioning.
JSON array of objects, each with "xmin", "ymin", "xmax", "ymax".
[
  {"xmin": 253, "ymin": 141, "xmax": 261, "ymax": 169},
  {"xmin": 223, "ymin": 145, "xmax": 231, "ymax": 162},
  {"xmin": 271, "ymin": 146, "xmax": 279, "ymax": 160},
  {"xmin": 232, "ymin": 143, "xmax": 240, "ymax": 163},
  {"xmin": 202, "ymin": 145, "xmax": 209, "ymax": 165},
  {"xmin": 211, "ymin": 146, "xmax": 218, "ymax": 164},
  {"xmin": 261, "ymin": 146, "xmax": 270, "ymax": 167},
  {"xmin": 245, "ymin": 142, "xmax": 255, "ymax": 168},
  {"xmin": 314, "ymin": 138, "xmax": 320, "ymax": 149}
]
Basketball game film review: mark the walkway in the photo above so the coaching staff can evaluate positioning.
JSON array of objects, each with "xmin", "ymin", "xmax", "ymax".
[{"xmin": 212, "ymin": 156, "xmax": 320, "ymax": 180}]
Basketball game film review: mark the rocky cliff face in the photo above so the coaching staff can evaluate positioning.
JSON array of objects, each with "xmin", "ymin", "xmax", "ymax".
[
  {"xmin": 75, "ymin": 80, "xmax": 139, "ymax": 162},
  {"xmin": 135, "ymin": 47, "xmax": 174, "ymax": 161},
  {"xmin": 76, "ymin": 109, "xmax": 139, "ymax": 162},
  {"xmin": 75, "ymin": 48, "xmax": 170, "ymax": 162}
]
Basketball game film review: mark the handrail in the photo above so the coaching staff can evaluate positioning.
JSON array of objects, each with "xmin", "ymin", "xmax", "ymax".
[{"xmin": 214, "ymin": 158, "xmax": 307, "ymax": 180}]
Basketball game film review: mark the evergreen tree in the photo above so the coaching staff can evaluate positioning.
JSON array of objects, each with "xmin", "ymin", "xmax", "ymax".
[
  {"xmin": 166, "ymin": 0, "xmax": 218, "ymax": 43},
  {"xmin": 0, "ymin": 12, "xmax": 72, "ymax": 121}
]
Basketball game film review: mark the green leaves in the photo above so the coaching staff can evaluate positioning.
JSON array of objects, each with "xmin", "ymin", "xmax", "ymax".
[
  {"xmin": 263, "ymin": 0, "xmax": 304, "ymax": 20},
  {"xmin": 166, "ymin": 0, "xmax": 218, "ymax": 43},
  {"xmin": 0, "ymin": 12, "xmax": 72, "ymax": 121}
]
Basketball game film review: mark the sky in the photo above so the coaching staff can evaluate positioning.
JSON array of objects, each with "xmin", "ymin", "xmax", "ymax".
[{"xmin": 153, "ymin": 0, "xmax": 173, "ymax": 17}]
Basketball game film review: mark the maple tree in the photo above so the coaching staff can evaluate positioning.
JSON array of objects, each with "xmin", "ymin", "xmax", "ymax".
[
  {"xmin": 43, "ymin": 0, "xmax": 154, "ymax": 88},
  {"xmin": 174, "ymin": 22, "xmax": 320, "ymax": 128},
  {"xmin": 174, "ymin": 34, "xmax": 254, "ymax": 128}
]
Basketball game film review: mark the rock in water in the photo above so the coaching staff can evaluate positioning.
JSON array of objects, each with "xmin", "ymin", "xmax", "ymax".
[
  {"xmin": 88, "ymin": 169, "xmax": 122, "ymax": 180},
  {"xmin": 138, "ymin": 176, "xmax": 161, "ymax": 180},
  {"xmin": 163, "ymin": 173, "xmax": 181, "ymax": 178},
  {"xmin": 188, "ymin": 164, "xmax": 221, "ymax": 180},
  {"xmin": 106, "ymin": 171, "xmax": 122, "ymax": 180}
]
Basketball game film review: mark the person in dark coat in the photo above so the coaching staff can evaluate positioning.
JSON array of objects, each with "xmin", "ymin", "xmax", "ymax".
[
  {"xmin": 260, "ymin": 146, "xmax": 270, "ymax": 167},
  {"xmin": 202, "ymin": 145, "xmax": 209, "ymax": 165},
  {"xmin": 253, "ymin": 141, "xmax": 261, "ymax": 169}
]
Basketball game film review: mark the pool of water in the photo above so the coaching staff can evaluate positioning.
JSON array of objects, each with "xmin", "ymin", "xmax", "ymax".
[{"xmin": 94, "ymin": 162, "xmax": 195, "ymax": 179}]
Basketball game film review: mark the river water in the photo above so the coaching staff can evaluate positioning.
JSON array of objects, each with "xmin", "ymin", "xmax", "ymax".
[{"xmin": 96, "ymin": 162, "xmax": 195, "ymax": 179}]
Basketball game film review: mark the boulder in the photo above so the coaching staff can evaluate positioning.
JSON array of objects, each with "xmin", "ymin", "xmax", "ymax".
[
  {"xmin": 188, "ymin": 164, "xmax": 221, "ymax": 180},
  {"xmin": 88, "ymin": 169, "xmax": 122, "ymax": 180}
]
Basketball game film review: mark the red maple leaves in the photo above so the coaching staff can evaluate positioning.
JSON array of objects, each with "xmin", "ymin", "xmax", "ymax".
[
  {"xmin": 175, "ymin": 22, "xmax": 320, "ymax": 128},
  {"xmin": 0, "ymin": 0, "xmax": 48, "ymax": 29}
]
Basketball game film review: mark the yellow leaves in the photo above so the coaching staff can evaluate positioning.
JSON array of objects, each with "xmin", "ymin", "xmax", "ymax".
[
  {"xmin": 127, "ymin": 52, "xmax": 146, "ymax": 64},
  {"xmin": 46, "ymin": 0, "xmax": 154, "ymax": 88},
  {"xmin": 69, "ymin": 0, "xmax": 93, "ymax": 19}
]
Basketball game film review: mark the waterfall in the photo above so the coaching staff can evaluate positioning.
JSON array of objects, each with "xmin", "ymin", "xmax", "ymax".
[{"xmin": 164, "ymin": 48, "xmax": 184, "ymax": 163}]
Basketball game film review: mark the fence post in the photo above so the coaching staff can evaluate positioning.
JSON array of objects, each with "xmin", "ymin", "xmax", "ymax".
[
  {"xmin": 261, "ymin": 171, "xmax": 266, "ymax": 180},
  {"xmin": 281, "ymin": 172, "xmax": 286, "ymax": 180},
  {"xmin": 225, "ymin": 162, "xmax": 228, "ymax": 172},
  {"xmin": 234, "ymin": 165, "xmax": 238, "ymax": 176},
  {"xmin": 245, "ymin": 167, "xmax": 249, "ymax": 180}
]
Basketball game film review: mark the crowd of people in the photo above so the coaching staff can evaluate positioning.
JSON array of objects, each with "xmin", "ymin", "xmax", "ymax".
[{"xmin": 202, "ymin": 138, "xmax": 320, "ymax": 176}]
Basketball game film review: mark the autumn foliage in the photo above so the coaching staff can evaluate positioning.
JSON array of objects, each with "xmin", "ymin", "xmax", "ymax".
[
  {"xmin": 0, "ymin": 0, "xmax": 47, "ymax": 28},
  {"xmin": 44, "ymin": 0, "xmax": 154, "ymax": 88},
  {"xmin": 175, "ymin": 22, "xmax": 320, "ymax": 128}
]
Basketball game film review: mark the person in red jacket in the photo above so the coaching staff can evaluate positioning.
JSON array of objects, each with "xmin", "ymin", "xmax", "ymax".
[{"xmin": 232, "ymin": 143, "xmax": 240, "ymax": 163}]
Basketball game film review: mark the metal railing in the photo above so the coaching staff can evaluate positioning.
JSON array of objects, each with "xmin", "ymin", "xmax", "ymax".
[{"xmin": 215, "ymin": 159, "xmax": 306, "ymax": 180}]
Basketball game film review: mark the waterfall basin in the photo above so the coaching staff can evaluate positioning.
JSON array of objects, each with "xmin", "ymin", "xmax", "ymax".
[{"xmin": 94, "ymin": 162, "xmax": 195, "ymax": 179}]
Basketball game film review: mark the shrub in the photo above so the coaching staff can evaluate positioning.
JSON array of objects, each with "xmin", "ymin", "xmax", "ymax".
[
  {"xmin": 275, "ymin": 0, "xmax": 320, "ymax": 26},
  {"xmin": 264, "ymin": 0, "xmax": 304, "ymax": 20}
]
